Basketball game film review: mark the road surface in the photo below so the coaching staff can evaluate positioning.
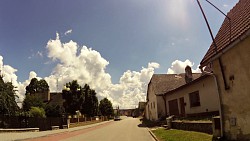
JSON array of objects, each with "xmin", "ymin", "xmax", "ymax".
[{"xmin": 24, "ymin": 116, "xmax": 155, "ymax": 141}]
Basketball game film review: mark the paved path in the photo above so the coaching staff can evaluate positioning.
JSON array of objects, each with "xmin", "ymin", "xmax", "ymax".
[
  {"xmin": 0, "ymin": 120, "xmax": 112, "ymax": 141},
  {"xmin": 61, "ymin": 117, "xmax": 154, "ymax": 141},
  {"xmin": 0, "ymin": 117, "xmax": 155, "ymax": 141}
]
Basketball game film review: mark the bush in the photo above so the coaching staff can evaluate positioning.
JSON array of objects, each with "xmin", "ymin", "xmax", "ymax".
[{"xmin": 29, "ymin": 107, "xmax": 46, "ymax": 118}]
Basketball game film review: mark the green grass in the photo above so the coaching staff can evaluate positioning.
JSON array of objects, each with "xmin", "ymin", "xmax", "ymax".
[
  {"xmin": 152, "ymin": 128, "xmax": 213, "ymax": 141},
  {"xmin": 69, "ymin": 120, "xmax": 103, "ymax": 128}
]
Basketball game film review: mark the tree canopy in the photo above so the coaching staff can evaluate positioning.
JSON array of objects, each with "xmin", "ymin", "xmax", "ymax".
[
  {"xmin": 62, "ymin": 80, "xmax": 83, "ymax": 115},
  {"xmin": 0, "ymin": 76, "xmax": 19, "ymax": 116},
  {"xmin": 81, "ymin": 84, "xmax": 98, "ymax": 117},
  {"xmin": 99, "ymin": 98, "xmax": 114, "ymax": 116},
  {"xmin": 23, "ymin": 78, "xmax": 48, "ymax": 111},
  {"xmin": 22, "ymin": 94, "xmax": 45, "ymax": 111},
  {"xmin": 62, "ymin": 81, "xmax": 98, "ymax": 117},
  {"xmin": 25, "ymin": 78, "xmax": 49, "ymax": 95},
  {"xmin": 29, "ymin": 106, "xmax": 46, "ymax": 118}
]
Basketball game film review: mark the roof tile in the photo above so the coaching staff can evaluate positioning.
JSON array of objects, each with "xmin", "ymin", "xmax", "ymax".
[{"xmin": 200, "ymin": 0, "xmax": 250, "ymax": 66}]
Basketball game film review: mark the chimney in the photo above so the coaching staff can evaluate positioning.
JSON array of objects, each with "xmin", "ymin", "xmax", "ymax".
[{"xmin": 185, "ymin": 65, "xmax": 193, "ymax": 83}]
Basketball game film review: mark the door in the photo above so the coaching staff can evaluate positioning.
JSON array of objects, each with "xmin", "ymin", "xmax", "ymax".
[
  {"xmin": 179, "ymin": 97, "xmax": 186, "ymax": 117},
  {"xmin": 168, "ymin": 99, "xmax": 179, "ymax": 116}
]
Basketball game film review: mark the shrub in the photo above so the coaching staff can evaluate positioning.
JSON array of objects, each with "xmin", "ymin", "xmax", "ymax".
[{"xmin": 29, "ymin": 106, "xmax": 46, "ymax": 118}]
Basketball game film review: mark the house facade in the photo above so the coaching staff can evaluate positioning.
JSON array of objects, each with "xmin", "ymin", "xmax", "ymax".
[
  {"xmin": 199, "ymin": 0, "xmax": 250, "ymax": 140},
  {"xmin": 164, "ymin": 74, "xmax": 219, "ymax": 117},
  {"xmin": 145, "ymin": 73, "xmax": 201, "ymax": 121}
]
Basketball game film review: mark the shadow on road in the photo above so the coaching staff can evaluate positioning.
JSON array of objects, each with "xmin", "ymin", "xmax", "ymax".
[
  {"xmin": 137, "ymin": 123, "xmax": 147, "ymax": 128},
  {"xmin": 137, "ymin": 117, "xmax": 159, "ymax": 128}
]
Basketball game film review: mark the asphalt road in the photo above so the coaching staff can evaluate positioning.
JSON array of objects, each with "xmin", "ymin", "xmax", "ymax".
[{"xmin": 24, "ymin": 116, "xmax": 155, "ymax": 141}]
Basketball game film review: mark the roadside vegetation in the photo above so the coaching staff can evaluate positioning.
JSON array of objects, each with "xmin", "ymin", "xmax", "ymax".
[{"xmin": 152, "ymin": 128, "xmax": 212, "ymax": 141}]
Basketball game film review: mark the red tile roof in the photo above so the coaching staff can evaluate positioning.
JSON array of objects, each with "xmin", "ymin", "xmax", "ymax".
[{"xmin": 200, "ymin": 0, "xmax": 250, "ymax": 66}]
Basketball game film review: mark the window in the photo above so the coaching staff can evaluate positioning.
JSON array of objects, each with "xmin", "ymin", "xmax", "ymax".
[{"xmin": 189, "ymin": 91, "xmax": 200, "ymax": 107}]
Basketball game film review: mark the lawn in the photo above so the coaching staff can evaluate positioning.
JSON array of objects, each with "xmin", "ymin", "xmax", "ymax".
[
  {"xmin": 152, "ymin": 128, "xmax": 213, "ymax": 141},
  {"xmin": 69, "ymin": 120, "xmax": 103, "ymax": 128}
]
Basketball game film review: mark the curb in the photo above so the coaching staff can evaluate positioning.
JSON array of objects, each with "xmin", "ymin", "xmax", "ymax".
[
  {"xmin": 147, "ymin": 128, "xmax": 159, "ymax": 141},
  {"xmin": 14, "ymin": 121, "xmax": 113, "ymax": 141}
]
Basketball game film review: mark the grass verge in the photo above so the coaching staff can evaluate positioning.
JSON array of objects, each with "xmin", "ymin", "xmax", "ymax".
[
  {"xmin": 152, "ymin": 128, "xmax": 213, "ymax": 141},
  {"xmin": 69, "ymin": 121, "xmax": 103, "ymax": 128}
]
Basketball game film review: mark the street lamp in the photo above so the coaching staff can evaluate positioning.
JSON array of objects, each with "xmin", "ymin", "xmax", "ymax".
[{"xmin": 63, "ymin": 86, "xmax": 70, "ymax": 91}]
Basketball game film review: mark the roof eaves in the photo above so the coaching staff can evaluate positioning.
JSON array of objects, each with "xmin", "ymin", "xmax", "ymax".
[{"xmin": 200, "ymin": 27, "xmax": 250, "ymax": 67}]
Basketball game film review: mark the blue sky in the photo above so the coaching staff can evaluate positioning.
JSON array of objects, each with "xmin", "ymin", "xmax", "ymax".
[{"xmin": 0, "ymin": 0, "xmax": 239, "ymax": 108}]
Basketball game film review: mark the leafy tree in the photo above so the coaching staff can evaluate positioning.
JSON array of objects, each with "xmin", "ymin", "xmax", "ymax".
[
  {"xmin": 37, "ymin": 79, "xmax": 49, "ymax": 93},
  {"xmin": 62, "ymin": 81, "xmax": 99, "ymax": 117},
  {"xmin": 62, "ymin": 80, "xmax": 84, "ymax": 115},
  {"xmin": 23, "ymin": 78, "xmax": 49, "ymax": 111},
  {"xmin": 0, "ymin": 76, "xmax": 19, "ymax": 116},
  {"xmin": 29, "ymin": 106, "xmax": 46, "ymax": 118},
  {"xmin": 22, "ymin": 94, "xmax": 45, "ymax": 111},
  {"xmin": 81, "ymin": 84, "xmax": 98, "ymax": 117},
  {"xmin": 45, "ymin": 104, "xmax": 63, "ymax": 117},
  {"xmin": 99, "ymin": 98, "xmax": 114, "ymax": 116},
  {"xmin": 25, "ymin": 78, "xmax": 49, "ymax": 95}
]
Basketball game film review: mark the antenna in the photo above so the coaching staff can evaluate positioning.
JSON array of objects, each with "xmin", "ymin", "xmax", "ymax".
[
  {"xmin": 56, "ymin": 78, "xmax": 59, "ymax": 93},
  {"xmin": 204, "ymin": 0, "xmax": 231, "ymax": 42},
  {"xmin": 196, "ymin": 0, "xmax": 232, "ymax": 53},
  {"xmin": 0, "ymin": 61, "xmax": 4, "ymax": 78}
]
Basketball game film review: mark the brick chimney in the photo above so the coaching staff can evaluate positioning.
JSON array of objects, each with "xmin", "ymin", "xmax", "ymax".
[{"xmin": 185, "ymin": 65, "xmax": 193, "ymax": 83}]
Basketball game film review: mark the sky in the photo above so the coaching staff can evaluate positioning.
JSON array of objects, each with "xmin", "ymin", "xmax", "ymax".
[{"xmin": 0, "ymin": 0, "xmax": 239, "ymax": 108}]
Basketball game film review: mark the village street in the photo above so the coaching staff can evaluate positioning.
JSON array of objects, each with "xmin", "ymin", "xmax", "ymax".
[{"xmin": 0, "ymin": 117, "xmax": 155, "ymax": 141}]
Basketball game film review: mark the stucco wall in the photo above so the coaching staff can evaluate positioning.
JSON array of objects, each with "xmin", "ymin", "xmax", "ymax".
[
  {"xmin": 165, "ymin": 76, "xmax": 219, "ymax": 116},
  {"xmin": 146, "ymin": 83, "xmax": 158, "ymax": 121},
  {"xmin": 211, "ymin": 35, "xmax": 250, "ymax": 140},
  {"xmin": 156, "ymin": 96, "xmax": 166, "ymax": 118}
]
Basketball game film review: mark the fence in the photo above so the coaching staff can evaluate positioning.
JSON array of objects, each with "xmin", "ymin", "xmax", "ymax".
[{"xmin": 0, "ymin": 115, "xmax": 108, "ymax": 131}]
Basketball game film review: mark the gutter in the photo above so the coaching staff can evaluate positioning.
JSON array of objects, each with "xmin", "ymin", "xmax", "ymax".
[{"xmin": 201, "ymin": 70, "xmax": 224, "ymax": 138}]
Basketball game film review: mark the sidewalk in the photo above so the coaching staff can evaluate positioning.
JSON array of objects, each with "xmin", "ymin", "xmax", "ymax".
[{"xmin": 0, "ymin": 120, "xmax": 113, "ymax": 141}]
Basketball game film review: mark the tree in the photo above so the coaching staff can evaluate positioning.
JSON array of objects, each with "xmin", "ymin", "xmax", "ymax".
[
  {"xmin": 25, "ymin": 78, "xmax": 49, "ymax": 95},
  {"xmin": 22, "ymin": 94, "xmax": 45, "ymax": 111},
  {"xmin": 99, "ymin": 98, "xmax": 114, "ymax": 116},
  {"xmin": 29, "ymin": 106, "xmax": 46, "ymax": 118},
  {"xmin": 81, "ymin": 84, "xmax": 98, "ymax": 117},
  {"xmin": 62, "ymin": 80, "xmax": 84, "ymax": 115},
  {"xmin": 23, "ymin": 78, "xmax": 49, "ymax": 111},
  {"xmin": 45, "ymin": 104, "xmax": 63, "ymax": 117},
  {"xmin": 62, "ymin": 81, "xmax": 99, "ymax": 117},
  {"xmin": 0, "ymin": 76, "xmax": 19, "ymax": 116}
]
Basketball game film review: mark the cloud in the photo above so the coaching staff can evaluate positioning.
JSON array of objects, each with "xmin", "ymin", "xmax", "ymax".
[
  {"xmin": 0, "ymin": 33, "xmax": 159, "ymax": 109},
  {"xmin": 44, "ymin": 33, "xmax": 159, "ymax": 108},
  {"xmin": 64, "ymin": 29, "xmax": 72, "ymax": 35},
  {"xmin": 0, "ymin": 56, "xmax": 24, "ymax": 103},
  {"xmin": 167, "ymin": 59, "xmax": 201, "ymax": 74}
]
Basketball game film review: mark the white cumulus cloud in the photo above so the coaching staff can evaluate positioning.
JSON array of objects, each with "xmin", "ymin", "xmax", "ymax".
[
  {"xmin": 0, "ymin": 33, "xmax": 160, "ymax": 109},
  {"xmin": 0, "ymin": 56, "xmax": 24, "ymax": 103},
  {"xmin": 167, "ymin": 59, "xmax": 200, "ymax": 74},
  {"xmin": 44, "ymin": 33, "xmax": 159, "ymax": 108}
]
